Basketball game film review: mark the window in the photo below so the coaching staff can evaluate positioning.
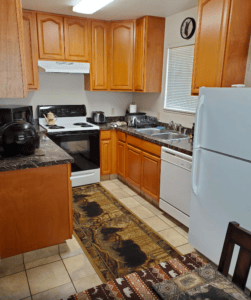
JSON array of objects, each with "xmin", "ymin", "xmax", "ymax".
[{"xmin": 164, "ymin": 45, "xmax": 198, "ymax": 114}]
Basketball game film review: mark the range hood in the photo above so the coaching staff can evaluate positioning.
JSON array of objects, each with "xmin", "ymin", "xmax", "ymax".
[{"xmin": 38, "ymin": 60, "xmax": 90, "ymax": 74}]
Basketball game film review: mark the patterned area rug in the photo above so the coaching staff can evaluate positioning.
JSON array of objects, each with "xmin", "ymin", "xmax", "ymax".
[
  {"xmin": 72, "ymin": 183, "xmax": 181, "ymax": 282},
  {"xmin": 64, "ymin": 253, "xmax": 207, "ymax": 299}
]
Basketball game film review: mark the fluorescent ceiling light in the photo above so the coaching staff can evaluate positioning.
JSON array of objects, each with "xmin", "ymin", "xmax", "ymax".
[{"xmin": 73, "ymin": 0, "xmax": 114, "ymax": 14}]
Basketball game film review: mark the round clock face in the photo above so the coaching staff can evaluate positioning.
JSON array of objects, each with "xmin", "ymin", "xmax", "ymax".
[{"xmin": 180, "ymin": 17, "xmax": 196, "ymax": 40}]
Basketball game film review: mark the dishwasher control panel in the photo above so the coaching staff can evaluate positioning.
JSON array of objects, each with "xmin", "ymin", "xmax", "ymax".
[{"xmin": 161, "ymin": 147, "xmax": 192, "ymax": 171}]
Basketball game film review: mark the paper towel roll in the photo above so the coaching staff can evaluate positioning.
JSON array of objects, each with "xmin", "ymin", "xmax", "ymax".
[{"xmin": 129, "ymin": 104, "xmax": 137, "ymax": 113}]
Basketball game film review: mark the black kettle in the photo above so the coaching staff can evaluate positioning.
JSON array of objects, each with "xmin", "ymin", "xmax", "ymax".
[{"xmin": 0, "ymin": 122, "xmax": 40, "ymax": 157}]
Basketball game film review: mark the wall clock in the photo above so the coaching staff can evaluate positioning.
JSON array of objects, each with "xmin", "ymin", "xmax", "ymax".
[{"xmin": 180, "ymin": 17, "xmax": 196, "ymax": 40}]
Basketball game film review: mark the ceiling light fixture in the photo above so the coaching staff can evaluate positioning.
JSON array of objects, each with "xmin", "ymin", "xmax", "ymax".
[{"xmin": 73, "ymin": 0, "xmax": 115, "ymax": 14}]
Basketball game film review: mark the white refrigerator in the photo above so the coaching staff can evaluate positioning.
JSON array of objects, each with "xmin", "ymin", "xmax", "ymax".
[{"xmin": 189, "ymin": 87, "xmax": 251, "ymax": 287}]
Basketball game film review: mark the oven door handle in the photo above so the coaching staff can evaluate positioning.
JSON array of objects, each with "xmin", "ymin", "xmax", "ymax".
[{"xmin": 51, "ymin": 131, "xmax": 99, "ymax": 137}]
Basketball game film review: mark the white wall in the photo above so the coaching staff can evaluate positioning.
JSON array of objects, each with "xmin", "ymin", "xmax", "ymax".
[
  {"xmin": 133, "ymin": 7, "xmax": 251, "ymax": 128},
  {"xmin": 0, "ymin": 73, "xmax": 133, "ymax": 118}
]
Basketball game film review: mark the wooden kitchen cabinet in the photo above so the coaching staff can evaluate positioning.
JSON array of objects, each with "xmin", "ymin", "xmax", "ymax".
[
  {"xmin": 109, "ymin": 20, "xmax": 135, "ymax": 90},
  {"xmin": 0, "ymin": 0, "xmax": 28, "ymax": 98},
  {"xmin": 126, "ymin": 144, "xmax": 142, "ymax": 189},
  {"xmin": 85, "ymin": 20, "xmax": 108, "ymax": 91},
  {"xmin": 37, "ymin": 13, "xmax": 65, "ymax": 60},
  {"xmin": 100, "ymin": 130, "xmax": 117, "ymax": 176},
  {"xmin": 192, "ymin": 0, "xmax": 251, "ymax": 94},
  {"xmin": 23, "ymin": 10, "xmax": 39, "ymax": 90},
  {"xmin": 141, "ymin": 151, "xmax": 161, "ymax": 201},
  {"xmin": 117, "ymin": 141, "xmax": 126, "ymax": 178},
  {"xmin": 0, "ymin": 164, "xmax": 72, "ymax": 259},
  {"xmin": 64, "ymin": 17, "xmax": 90, "ymax": 62},
  {"xmin": 134, "ymin": 16, "xmax": 165, "ymax": 92}
]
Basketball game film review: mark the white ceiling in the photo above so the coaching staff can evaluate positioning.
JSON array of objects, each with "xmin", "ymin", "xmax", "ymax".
[{"xmin": 22, "ymin": 0, "xmax": 198, "ymax": 21}]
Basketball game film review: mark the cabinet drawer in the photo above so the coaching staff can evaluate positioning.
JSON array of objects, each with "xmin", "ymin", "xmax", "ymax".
[
  {"xmin": 127, "ymin": 134, "xmax": 161, "ymax": 157},
  {"xmin": 117, "ymin": 131, "xmax": 126, "ymax": 142},
  {"xmin": 100, "ymin": 130, "xmax": 111, "ymax": 140}
]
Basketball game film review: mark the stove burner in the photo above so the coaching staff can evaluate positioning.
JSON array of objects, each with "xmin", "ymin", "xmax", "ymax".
[
  {"xmin": 73, "ymin": 122, "xmax": 93, "ymax": 128},
  {"xmin": 47, "ymin": 125, "xmax": 65, "ymax": 129}
]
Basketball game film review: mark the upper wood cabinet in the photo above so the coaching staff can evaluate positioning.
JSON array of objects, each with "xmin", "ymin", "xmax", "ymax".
[
  {"xmin": 64, "ymin": 17, "xmax": 90, "ymax": 62},
  {"xmin": 37, "ymin": 13, "xmax": 65, "ymax": 60},
  {"xmin": 192, "ymin": 0, "xmax": 251, "ymax": 94},
  {"xmin": 23, "ymin": 10, "xmax": 39, "ymax": 90},
  {"xmin": 92, "ymin": 20, "xmax": 108, "ymax": 90},
  {"xmin": 109, "ymin": 21, "xmax": 135, "ymax": 90},
  {"xmin": 0, "ymin": 0, "xmax": 28, "ymax": 98},
  {"xmin": 134, "ymin": 16, "xmax": 165, "ymax": 93}
]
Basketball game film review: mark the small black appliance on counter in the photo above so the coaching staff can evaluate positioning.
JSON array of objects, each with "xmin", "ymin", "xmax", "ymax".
[
  {"xmin": 0, "ymin": 122, "xmax": 40, "ymax": 157},
  {"xmin": 125, "ymin": 113, "xmax": 158, "ymax": 128},
  {"xmin": 0, "ymin": 105, "xmax": 34, "ymax": 127}
]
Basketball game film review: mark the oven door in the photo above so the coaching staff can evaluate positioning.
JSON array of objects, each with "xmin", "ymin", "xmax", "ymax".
[{"xmin": 49, "ymin": 130, "xmax": 100, "ymax": 187}]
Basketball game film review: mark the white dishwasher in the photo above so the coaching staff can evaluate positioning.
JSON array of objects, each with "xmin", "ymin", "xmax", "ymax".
[{"xmin": 159, "ymin": 146, "xmax": 192, "ymax": 227}]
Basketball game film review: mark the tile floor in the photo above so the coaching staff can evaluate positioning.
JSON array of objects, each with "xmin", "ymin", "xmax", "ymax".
[{"xmin": 0, "ymin": 179, "xmax": 197, "ymax": 300}]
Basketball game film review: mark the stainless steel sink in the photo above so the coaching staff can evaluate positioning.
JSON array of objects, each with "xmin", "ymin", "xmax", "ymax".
[
  {"xmin": 134, "ymin": 128, "xmax": 161, "ymax": 135},
  {"xmin": 152, "ymin": 133, "xmax": 189, "ymax": 140}
]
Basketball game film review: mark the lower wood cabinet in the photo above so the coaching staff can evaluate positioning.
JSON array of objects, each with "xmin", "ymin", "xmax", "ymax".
[
  {"xmin": 100, "ymin": 130, "xmax": 117, "ymax": 176},
  {"xmin": 141, "ymin": 151, "xmax": 161, "ymax": 200},
  {"xmin": 0, "ymin": 164, "xmax": 72, "ymax": 259},
  {"xmin": 125, "ymin": 144, "xmax": 142, "ymax": 189},
  {"xmin": 117, "ymin": 141, "xmax": 126, "ymax": 178}
]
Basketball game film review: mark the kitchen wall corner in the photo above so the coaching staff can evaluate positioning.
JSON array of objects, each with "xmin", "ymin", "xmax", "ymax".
[{"xmin": 0, "ymin": 73, "xmax": 133, "ymax": 118}]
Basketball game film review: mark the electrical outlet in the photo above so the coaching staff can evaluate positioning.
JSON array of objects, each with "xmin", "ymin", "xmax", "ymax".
[{"xmin": 111, "ymin": 108, "xmax": 115, "ymax": 115}]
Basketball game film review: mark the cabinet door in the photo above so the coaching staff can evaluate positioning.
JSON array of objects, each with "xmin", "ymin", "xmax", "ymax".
[
  {"xmin": 134, "ymin": 17, "xmax": 146, "ymax": 91},
  {"xmin": 64, "ymin": 17, "xmax": 89, "ymax": 62},
  {"xmin": 23, "ymin": 10, "xmax": 39, "ymax": 90},
  {"xmin": 92, "ymin": 21, "xmax": 108, "ymax": 90},
  {"xmin": 117, "ymin": 141, "xmax": 125, "ymax": 178},
  {"xmin": 37, "ymin": 13, "xmax": 65, "ymax": 60},
  {"xmin": 100, "ymin": 139, "xmax": 112, "ymax": 175},
  {"xmin": 126, "ymin": 144, "xmax": 141, "ymax": 188},
  {"xmin": 191, "ymin": 0, "xmax": 232, "ymax": 94},
  {"xmin": 141, "ymin": 151, "xmax": 161, "ymax": 201},
  {"xmin": 110, "ymin": 21, "xmax": 134, "ymax": 90}
]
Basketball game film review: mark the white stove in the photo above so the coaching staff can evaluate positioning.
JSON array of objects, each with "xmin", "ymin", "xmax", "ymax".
[
  {"xmin": 39, "ymin": 117, "xmax": 100, "ymax": 133},
  {"xmin": 38, "ymin": 105, "xmax": 100, "ymax": 187}
]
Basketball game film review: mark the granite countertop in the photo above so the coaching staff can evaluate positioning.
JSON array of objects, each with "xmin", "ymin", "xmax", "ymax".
[
  {"xmin": 99, "ymin": 123, "xmax": 193, "ymax": 156},
  {"xmin": 0, "ymin": 134, "xmax": 74, "ymax": 173}
]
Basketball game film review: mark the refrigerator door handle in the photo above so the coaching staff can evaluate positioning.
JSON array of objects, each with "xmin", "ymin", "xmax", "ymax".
[
  {"xmin": 194, "ymin": 95, "xmax": 205, "ymax": 149},
  {"xmin": 191, "ymin": 148, "xmax": 201, "ymax": 195}
]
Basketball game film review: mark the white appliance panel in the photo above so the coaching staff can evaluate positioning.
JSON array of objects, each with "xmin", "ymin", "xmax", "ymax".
[
  {"xmin": 195, "ymin": 88, "xmax": 251, "ymax": 161},
  {"xmin": 71, "ymin": 169, "xmax": 100, "ymax": 187},
  {"xmin": 189, "ymin": 148, "xmax": 251, "ymax": 285}
]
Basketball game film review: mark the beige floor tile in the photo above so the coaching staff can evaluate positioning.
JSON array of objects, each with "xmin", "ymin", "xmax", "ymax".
[
  {"xmin": 0, "ymin": 271, "xmax": 30, "ymax": 300},
  {"xmin": 25, "ymin": 254, "xmax": 61, "ymax": 270},
  {"xmin": 176, "ymin": 244, "xmax": 195, "ymax": 255},
  {"xmin": 63, "ymin": 254, "xmax": 96, "ymax": 281},
  {"xmin": 133, "ymin": 195, "xmax": 149, "ymax": 206},
  {"xmin": 22, "ymin": 298, "xmax": 32, "ymax": 300},
  {"xmin": 23, "ymin": 245, "xmax": 59, "ymax": 264},
  {"xmin": 110, "ymin": 189, "xmax": 131, "ymax": 200},
  {"xmin": 32, "ymin": 282, "xmax": 76, "ymax": 300},
  {"xmin": 100, "ymin": 181, "xmax": 119, "ymax": 191},
  {"xmin": 158, "ymin": 214, "xmax": 182, "ymax": 228},
  {"xmin": 0, "ymin": 254, "xmax": 24, "ymax": 278},
  {"xmin": 158, "ymin": 228, "xmax": 188, "ymax": 247},
  {"xmin": 143, "ymin": 202, "xmax": 163, "ymax": 215},
  {"xmin": 143, "ymin": 216, "xmax": 171, "ymax": 232},
  {"xmin": 59, "ymin": 236, "xmax": 84, "ymax": 259},
  {"xmin": 122, "ymin": 187, "xmax": 137, "ymax": 196},
  {"xmin": 73, "ymin": 274, "xmax": 103, "ymax": 293},
  {"xmin": 130, "ymin": 205, "xmax": 154, "ymax": 219},
  {"xmin": 119, "ymin": 197, "xmax": 141, "ymax": 208},
  {"xmin": 173, "ymin": 226, "xmax": 189, "ymax": 239},
  {"xmin": 27, "ymin": 261, "xmax": 71, "ymax": 295}
]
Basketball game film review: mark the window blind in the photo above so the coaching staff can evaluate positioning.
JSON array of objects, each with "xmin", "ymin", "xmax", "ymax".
[{"xmin": 164, "ymin": 45, "xmax": 198, "ymax": 113}]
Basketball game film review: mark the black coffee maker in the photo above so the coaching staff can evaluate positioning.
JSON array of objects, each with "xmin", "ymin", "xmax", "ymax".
[{"xmin": 0, "ymin": 105, "xmax": 40, "ymax": 157}]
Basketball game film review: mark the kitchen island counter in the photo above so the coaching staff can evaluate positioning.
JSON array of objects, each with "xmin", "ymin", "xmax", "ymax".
[{"xmin": 0, "ymin": 134, "xmax": 74, "ymax": 172}]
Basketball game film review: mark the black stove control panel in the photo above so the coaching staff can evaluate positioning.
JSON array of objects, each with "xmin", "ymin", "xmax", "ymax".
[{"xmin": 37, "ymin": 105, "xmax": 87, "ymax": 118}]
